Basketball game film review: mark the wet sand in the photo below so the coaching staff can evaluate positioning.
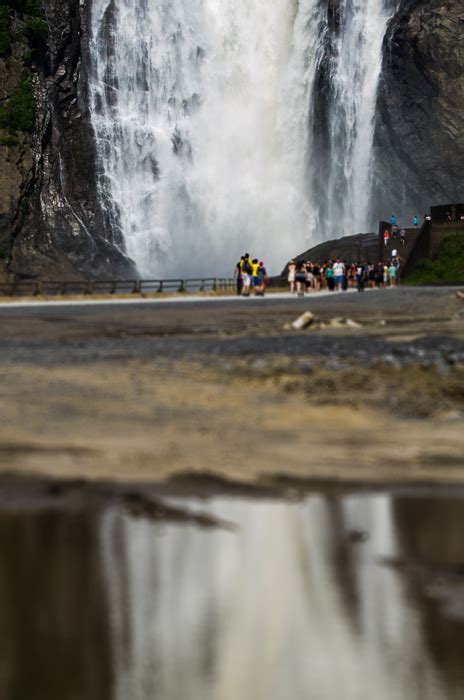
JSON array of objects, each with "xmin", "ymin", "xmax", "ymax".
[{"xmin": 0, "ymin": 286, "xmax": 463, "ymax": 488}]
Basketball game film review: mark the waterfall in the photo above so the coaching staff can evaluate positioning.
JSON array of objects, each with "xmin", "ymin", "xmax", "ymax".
[
  {"xmin": 309, "ymin": 0, "xmax": 396, "ymax": 239},
  {"xmin": 89, "ymin": 0, "xmax": 395, "ymax": 277}
]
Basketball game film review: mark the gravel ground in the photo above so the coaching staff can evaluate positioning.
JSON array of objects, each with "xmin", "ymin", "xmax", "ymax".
[{"xmin": 0, "ymin": 286, "xmax": 463, "ymax": 363}]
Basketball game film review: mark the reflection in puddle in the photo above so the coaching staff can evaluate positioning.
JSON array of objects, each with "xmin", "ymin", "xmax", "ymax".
[{"xmin": 2, "ymin": 493, "xmax": 464, "ymax": 699}]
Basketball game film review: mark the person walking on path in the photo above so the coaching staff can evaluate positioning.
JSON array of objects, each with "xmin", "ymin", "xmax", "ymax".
[
  {"xmin": 325, "ymin": 263, "xmax": 335, "ymax": 291},
  {"xmin": 288, "ymin": 260, "xmax": 296, "ymax": 294},
  {"xmin": 383, "ymin": 229, "xmax": 390, "ymax": 247},
  {"xmin": 234, "ymin": 258, "xmax": 243, "ymax": 296},
  {"xmin": 333, "ymin": 259, "xmax": 345, "ymax": 291},
  {"xmin": 413, "ymin": 215, "xmax": 419, "ymax": 227},
  {"xmin": 400, "ymin": 228, "xmax": 406, "ymax": 245},
  {"xmin": 355, "ymin": 262, "xmax": 365, "ymax": 292},
  {"xmin": 257, "ymin": 261, "xmax": 267, "ymax": 296},
  {"xmin": 251, "ymin": 259, "xmax": 260, "ymax": 296},
  {"xmin": 240, "ymin": 253, "xmax": 252, "ymax": 296},
  {"xmin": 342, "ymin": 261, "xmax": 349, "ymax": 291},
  {"xmin": 295, "ymin": 262, "xmax": 306, "ymax": 297},
  {"xmin": 388, "ymin": 262, "xmax": 397, "ymax": 286},
  {"xmin": 305, "ymin": 261, "xmax": 315, "ymax": 292},
  {"xmin": 383, "ymin": 264, "xmax": 389, "ymax": 288},
  {"xmin": 368, "ymin": 264, "xmax": 376, "ymax": 288},
  {"xmin": 363, "ymin": 261, "xmax": 370, "ymax": 286},
  {"xmin": 390, "ymin": 214, "xmax": 396, "ymax": 227}
]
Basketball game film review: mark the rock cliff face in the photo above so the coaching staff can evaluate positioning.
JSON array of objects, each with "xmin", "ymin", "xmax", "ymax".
[
  {"xmin": 373, "ymin": 0, "xmax": 464, "ymax": 220},
  {"xmin": 0, "ymin": 11, "xmax": 34, "ymax": 278},
  {"xmin": 0, "ymin": 0, "xmax": 133, "ymax": 279}
]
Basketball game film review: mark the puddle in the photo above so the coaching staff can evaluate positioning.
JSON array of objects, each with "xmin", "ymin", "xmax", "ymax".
[{"xmin": 1, "ymin": 492, "xmax": 464, "ymax": 699}]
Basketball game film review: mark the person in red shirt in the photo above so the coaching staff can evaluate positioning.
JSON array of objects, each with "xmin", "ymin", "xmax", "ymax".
[{"xmin": 383, "ymin": 230, "xmax": 390, "ymax": 246}]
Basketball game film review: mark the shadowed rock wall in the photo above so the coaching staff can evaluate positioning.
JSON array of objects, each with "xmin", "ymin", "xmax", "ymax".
[
  {"xmin": 0, "ymin": 0, "xmax": 134, "ymax": 279},
  {"xmin": 372, "ymin": 0, "xmax": 464, "ymax": 221}
]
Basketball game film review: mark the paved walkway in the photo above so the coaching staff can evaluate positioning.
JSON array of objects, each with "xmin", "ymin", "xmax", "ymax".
[{"xmin": 0, "ymin": 287, "xmax": 371, "ymax": 310}]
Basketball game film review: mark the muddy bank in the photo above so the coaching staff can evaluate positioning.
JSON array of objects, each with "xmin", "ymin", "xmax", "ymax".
[{"xmin": 0, "ymin": 287, "xmax": 462, "ymax": 486}]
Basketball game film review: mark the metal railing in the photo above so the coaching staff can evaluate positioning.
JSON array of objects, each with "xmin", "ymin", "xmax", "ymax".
[{"xmin": 0, "ymin": 277, "xmax": 237, "ymax": 298}]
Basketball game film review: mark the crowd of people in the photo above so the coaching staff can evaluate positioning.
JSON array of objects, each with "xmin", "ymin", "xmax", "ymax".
[
  {"xmin": 234, "ymin": 210, "xmax": 461, "ymax": 299},
  {"xmin": 234, "ymin": 254, "xmax": 268, "ymax": 296},
  {"xmin": 234, "ymin": 252, "xmax": 401, "ymax": 298},
  {"xmin": 286, "ymin": 258, "xmax": 400, "ymax": 297}
]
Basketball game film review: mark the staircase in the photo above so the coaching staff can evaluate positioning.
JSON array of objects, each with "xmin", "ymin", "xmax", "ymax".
[
  {"xmin": 379, "ymin": 214, "xmax": 464, "ymax": 280},
  {"xmin": 378, "ymin": 222, "xmax": 425, "ymax": 279}
]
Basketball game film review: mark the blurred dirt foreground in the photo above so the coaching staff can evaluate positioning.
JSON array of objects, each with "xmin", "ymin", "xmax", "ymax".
[{"xmin": 0, "ymin": 287, "xmax": 463, "ymax": 487}]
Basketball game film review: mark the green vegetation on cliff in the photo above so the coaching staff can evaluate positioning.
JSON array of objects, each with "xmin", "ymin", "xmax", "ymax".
[
  {"xmin": 0, "ymin": 1, "xmax": 47, "ymax": 57},
  {"xmin": 3, "ymin": 0, "xmax": 44, "ymax": 20},
  {"xmin": 406, "ymin": 233, "xmax": 464, "ymax": 285},
  {"xmin": 23, "ymin": 15, "xmax": 48, "ymax": 49},
  {"xmin": 0, "ymin": 7, "xmax": 12, "ymax": 55},
  {"xmin": 11, "ymin": 0, "xmax": 44, "ymax": 14},
  {"xmin": 0, "ymin": 71, "xmax": 34, "ymax": 133},
  {"xmin": 0, "ymin": 1, "xmax": 47, "ymax": 143}
]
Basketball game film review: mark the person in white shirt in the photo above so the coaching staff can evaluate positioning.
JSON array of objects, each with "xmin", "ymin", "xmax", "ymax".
[{"xmin": 333, "ymin": 259, "xmax": 345, "ymax": 291}]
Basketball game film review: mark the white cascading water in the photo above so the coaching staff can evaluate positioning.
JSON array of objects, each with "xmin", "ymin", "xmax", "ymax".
[
  {"xmin": 89, "ymin": 0, "xmax": 395, "ymax": 277},
  {"xmin": 316, "ymin": 0, "xmax": 396, "ymax": 239}
]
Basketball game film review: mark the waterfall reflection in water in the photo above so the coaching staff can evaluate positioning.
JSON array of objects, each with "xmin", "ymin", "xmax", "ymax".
[
  {"xmin": 100, "ymin": 495, "xmax": 461, "ymax": 700},
  {"xmin": 1, "ymin": 493, "xmax": 464, "ymax": 700}
]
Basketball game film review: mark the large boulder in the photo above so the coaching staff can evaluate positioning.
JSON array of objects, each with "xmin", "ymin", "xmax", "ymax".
[{"xmin": 284, "ymin": 232, "xmax": 379, "ymax": 273}]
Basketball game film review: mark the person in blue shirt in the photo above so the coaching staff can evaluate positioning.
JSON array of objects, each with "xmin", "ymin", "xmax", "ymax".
[
  {"xmin": 413, "ymin": 215, "xmax": 419, "ymax": 226},
  {"xmin": 390, "ymin": 214, "xmax": 396, "ymax": 226}
]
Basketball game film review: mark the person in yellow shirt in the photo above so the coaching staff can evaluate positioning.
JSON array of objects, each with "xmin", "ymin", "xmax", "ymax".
[{"xmin": 251, "ymin": 259, "xmax": 260, "ymax": 295}]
